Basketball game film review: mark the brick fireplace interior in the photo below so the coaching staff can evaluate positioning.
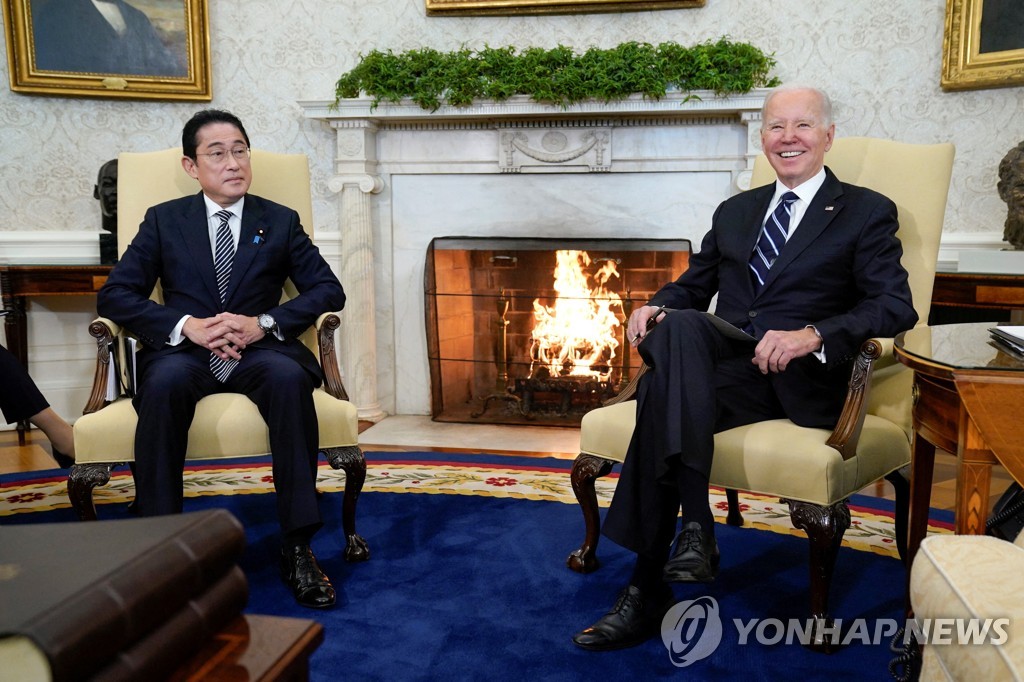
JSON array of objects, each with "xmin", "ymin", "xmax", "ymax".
[{"xmin": 425, "ymin": 237, "xmax": 690, "ymax": 426}]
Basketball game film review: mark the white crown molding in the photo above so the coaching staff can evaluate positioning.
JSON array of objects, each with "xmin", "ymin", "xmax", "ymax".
[{"xmin": 0, "ymin": 231, "xmax": 101, "ymax": 264}]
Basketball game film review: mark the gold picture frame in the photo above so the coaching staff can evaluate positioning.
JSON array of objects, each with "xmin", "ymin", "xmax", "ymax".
[
  {"xmin": 1, "ymin": 0, "xmax": 211, "ymax": 101},
  {"xmin": 942, "ymin": 0, "xmax": 1024, "ymax": 91},
  {"xmin": 426, "ymin": 0, "xmax": 705, "ymax": 16}
]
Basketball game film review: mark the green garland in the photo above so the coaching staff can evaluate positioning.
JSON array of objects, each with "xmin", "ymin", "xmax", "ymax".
[{"xmin": 334, "ymin": 39, "xmax": 779, "ymax": 111}]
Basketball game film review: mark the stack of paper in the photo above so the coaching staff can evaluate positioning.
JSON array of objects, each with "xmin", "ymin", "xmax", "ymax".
[{"xmin": 989, "ymin": 326, "xmax": 1024, "ymax": 359}]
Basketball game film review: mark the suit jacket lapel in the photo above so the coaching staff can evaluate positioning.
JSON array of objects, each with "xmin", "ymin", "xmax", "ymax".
[
  {"xmin": 756, "ymin": 170, "xmax": 844, "ymax": 295},
  {"xmin": 742, "ymin": 186, "xmax": 777, "ymax": 299},
  {"xmin": 224, "ymin": 196, "xmax": 265, "ymax": 306},
  {"xmin": 179, "ymin": 193, "xmax": 222, "ymax": 305}
]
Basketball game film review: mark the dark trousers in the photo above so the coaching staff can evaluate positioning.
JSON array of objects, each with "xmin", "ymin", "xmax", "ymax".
[
  {"xmin": 602, "ymin": 310, "xmax": 788, "ymax": 557},
  {"xmin": 132, "ymin": 345, "xmax": 321, "ymax": 536},
  {"xmin": 0, "ymin": 343, "xmax": 49, "ymax": 424}
]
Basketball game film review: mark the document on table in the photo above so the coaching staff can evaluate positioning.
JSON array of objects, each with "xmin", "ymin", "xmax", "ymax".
[{"xmin": 989, "ymin": 326, "xmax": 1024, "ymax": 358}]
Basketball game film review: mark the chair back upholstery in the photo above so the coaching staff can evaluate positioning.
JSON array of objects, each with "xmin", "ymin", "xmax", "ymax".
[
  {"xmin": 750, "ymin": 137, "xmax": 955, "ymax": 436},
  {"xmin": 115, "ymin": 147, "xmax": 317, "ymax": 350},
  {"xmin": 116, "ymin": 147, "xmax": 314, "ymax": 250}
]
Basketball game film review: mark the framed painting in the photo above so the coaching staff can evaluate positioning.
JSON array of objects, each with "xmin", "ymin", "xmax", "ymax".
[
  {"xmin": 1, "ymin": 0, "xmax": 211, "ymax": 100},
  {"xmin": 426, "ymin": 0, "xmax": 705, "ymax": 16},
  {"xmin": 942, "ymin": 0, "xmax": 1024, "ymax": 90}
]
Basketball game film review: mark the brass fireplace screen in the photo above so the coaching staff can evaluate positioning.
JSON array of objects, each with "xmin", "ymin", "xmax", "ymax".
[{"xmin": 425, "ymin": 236, "xmax": 691, "ymax": 426}]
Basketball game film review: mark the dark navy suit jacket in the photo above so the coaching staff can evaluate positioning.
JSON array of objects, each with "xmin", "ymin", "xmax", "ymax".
[
  {"xmin": 98, "ymin": 192, "xmax": 345, "ymax": 383},
  {"xmin": 646, "ymin": 167, "xmax": 918, "ymax": 428}
]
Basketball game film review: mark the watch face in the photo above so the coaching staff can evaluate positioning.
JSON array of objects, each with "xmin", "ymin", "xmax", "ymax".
[{"xmin": 259, "ymin": 314, "xmax": 274, "ymax": 330}]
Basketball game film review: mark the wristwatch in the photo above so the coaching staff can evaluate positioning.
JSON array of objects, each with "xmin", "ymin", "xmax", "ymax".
[{"xmin": 257, "ymin": 313, "xmax": 278, "ymax": 335}]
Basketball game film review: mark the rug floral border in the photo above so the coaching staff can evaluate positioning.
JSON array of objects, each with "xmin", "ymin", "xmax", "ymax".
[{"xmin": 1, "ymin": 459, "xmax": 949, "ymax": 559}]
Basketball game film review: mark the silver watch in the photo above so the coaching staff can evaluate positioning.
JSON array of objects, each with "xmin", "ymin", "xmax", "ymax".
[{"xmin": 257, "ymin": 313, "xmax": 277, "ymax": 335}]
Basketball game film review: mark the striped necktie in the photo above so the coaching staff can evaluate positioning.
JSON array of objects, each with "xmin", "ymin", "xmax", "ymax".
[
  {"xmin": 210, "ymin": 209, "xmax": 238, "ymax": 382},
  {"xmin": 749, "ymin": 191, "xmax": 798, "ymax": 292}
]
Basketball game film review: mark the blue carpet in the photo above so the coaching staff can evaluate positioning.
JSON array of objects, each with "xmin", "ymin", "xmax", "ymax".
[{"xmin": 2, "ymin": 452, "xmax": 916, "ymax": 680}]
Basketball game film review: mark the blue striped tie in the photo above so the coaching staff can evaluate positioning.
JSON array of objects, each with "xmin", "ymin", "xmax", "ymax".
[
  {"xmin": 749, "ymin": 191, "xmax": 798, "ymax": 292},
  {"xmin": 210, "ymin": 209, "xmax": 238, "ymax": 382}
]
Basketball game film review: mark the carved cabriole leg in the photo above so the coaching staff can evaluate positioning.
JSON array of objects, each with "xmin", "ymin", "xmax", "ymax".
[
  {"xmin": 324, "ymin": 445, "xmax": 370, "ymax": 562},
  {"xmin": 788, "ymin": 499, "xmax": 851, "ymax": 654},
  {"xmin": 567, "ymin": 453, "xmax": 615, "ymax": 573},
  {"xmin": 67, "ymin": 463, "xmax": 117, "ymax": 521},
  {"xmin": 725, "ymin": 489, "xmax": 744, "ymax": 526}
]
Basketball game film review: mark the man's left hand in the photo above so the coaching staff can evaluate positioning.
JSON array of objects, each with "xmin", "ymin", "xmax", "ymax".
[
  {"xmin": 752, "ymin": 327, "xmax": 822, "ymax": 374},
  {"xmin": 215, "ymin": 312, "xmax": 266, "ymax": 350}
]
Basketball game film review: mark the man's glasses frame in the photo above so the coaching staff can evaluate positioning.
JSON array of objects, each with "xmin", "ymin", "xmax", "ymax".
[{"xmin": 195, "ymin": 147, "xmax": 250, "ymax": 164}]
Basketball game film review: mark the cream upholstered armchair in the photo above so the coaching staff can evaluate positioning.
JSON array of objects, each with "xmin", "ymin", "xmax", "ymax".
[
  {"xmin": 911, "ymin": 533, "xmax": 1024, "ymax": 679},
  {"xmin": 568, "ymin": 137, "xmax": 955, "ymax": 649},
  {"xmin": 69, "ymin": 148, "xmax": 369, "ymax": 562}
]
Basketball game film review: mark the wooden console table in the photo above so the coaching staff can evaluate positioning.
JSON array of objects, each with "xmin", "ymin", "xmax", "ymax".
[
  {"xmin": 0, "ymin": 263, "xmax": 111, "ymax": 442},
  {"xmin": 895, "ymin": 322, "xmax": 1024, "ymax": 578},
  {"xmin": 932, "ymin": 272, "xmax": 1024, "ymax": 322},
  {"xmin": 169, "ymin": 614, "xmax": 324, "ymax": 681}
]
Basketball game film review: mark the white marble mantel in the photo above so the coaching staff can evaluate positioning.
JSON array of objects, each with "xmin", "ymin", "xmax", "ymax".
[{"xmin": 301, "ymin": 90, "xmax": 768, "ymax": 420}]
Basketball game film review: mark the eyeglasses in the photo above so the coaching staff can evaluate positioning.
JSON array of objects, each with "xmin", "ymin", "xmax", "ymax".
[{"xmin": 195, "ymin": 147, "xmax": 250, "ymax": 164}]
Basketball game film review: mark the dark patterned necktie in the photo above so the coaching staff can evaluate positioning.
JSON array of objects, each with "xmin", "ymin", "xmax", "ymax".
[
  {"xmin": 749, "ymin": 191, "xmax": 798, "ymax": 292},
  {"xmin": 210, "ymin": 209, "xmax": 238, "ymax": 382}
]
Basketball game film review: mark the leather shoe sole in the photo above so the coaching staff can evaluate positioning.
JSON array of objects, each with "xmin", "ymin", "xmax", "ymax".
[{"xmin": 280, "ymin": 545, "xmax": 336, "ymax": 609}]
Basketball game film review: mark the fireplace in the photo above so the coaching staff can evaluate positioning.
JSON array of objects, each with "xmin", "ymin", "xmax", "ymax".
[
  {"xmin": 301, "ymin": 90, "xmax": 766, "ymax": 420},
  {"xmin": 425, "ymin": 237, "xmax": 689, "ymax": 426}
]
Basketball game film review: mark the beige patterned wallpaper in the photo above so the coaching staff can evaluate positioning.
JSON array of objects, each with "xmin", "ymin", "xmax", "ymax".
[{"xmin": 0, "ymin": 0, "xmax": 1021, "ymax": 242}]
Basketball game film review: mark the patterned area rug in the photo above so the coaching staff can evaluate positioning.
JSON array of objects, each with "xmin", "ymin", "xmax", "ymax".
[
  {"xmin": 1, "ymin": 451, "xmax": 958, "ymax": 680},
  {"xmin": 0, "ymin": 451, "xmax": 951, "ymax": 556}
]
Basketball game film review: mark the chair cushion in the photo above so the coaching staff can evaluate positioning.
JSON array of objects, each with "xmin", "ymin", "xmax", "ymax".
[
  {"xmin": 911, "ymin": 535, "xmax": 1024, "ymax": 681},
  {"xmin": 578, "ymin": 400, "xmax": 910, "ymax": 506},
  {"xmin": 74, "ymin": 389, "xmax": 358, "ymax": 463}
]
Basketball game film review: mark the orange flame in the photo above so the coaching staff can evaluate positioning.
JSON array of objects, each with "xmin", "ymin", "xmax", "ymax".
[{"xmin": 529, "ymin": 250, "xmax": 623, "ymax": 379}]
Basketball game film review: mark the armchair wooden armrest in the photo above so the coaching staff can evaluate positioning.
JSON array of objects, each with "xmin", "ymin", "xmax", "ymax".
[
  {"xmin": 315, "ymin": 312, "xmax": 349, "ymax": 402},
  {"xmin": 84, "ymin": 317, "xmax": 122, "ymax": 415},
  {"xmin": 825, "ymin": 337, "xmax": 887, "ymax": 461}
]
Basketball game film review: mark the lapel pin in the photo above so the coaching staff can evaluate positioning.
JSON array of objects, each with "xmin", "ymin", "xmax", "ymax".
[
  {"xmin": 253, "ymin": 228, "xmax": 266, "ymax": 245},
  {"xmin": 825, "ymin": 206, "xmax": 834, "ymax": 211}
]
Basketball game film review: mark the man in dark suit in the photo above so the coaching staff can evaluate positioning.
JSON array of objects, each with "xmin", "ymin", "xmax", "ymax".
[
  {"xmin": 573, "ymin": 85, "xmax": 919, "ymax": 650},
  {"xmin": 98, "ymin": 110, "xmax": 345, "ymax": 609},
  {"xmin": 32, "ymin": 0, "xmax": 184, "ymax": 76}
]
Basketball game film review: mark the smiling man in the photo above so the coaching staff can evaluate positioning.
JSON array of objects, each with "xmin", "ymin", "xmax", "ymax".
[
  {"xmin": 98, "ymin": 110, "xmax": 345, "ymax": 610},
  {"xmin": 572, "ymin": 84, "xmax": 918, "ymax": 651}
]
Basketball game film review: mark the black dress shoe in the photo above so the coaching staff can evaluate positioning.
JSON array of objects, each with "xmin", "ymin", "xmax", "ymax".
[
  {"xmin": 280, "ymin": 545, "xmax": 336, "ymax": 609},
  {"xmin": 572, "ymin": 585, "xmax": 674, "ymax": 651},
  {"xmin": 51, "ymin": 448, "xmax": 74, "ymax": 469},
  {"xmin": 663, "ymin": 521, "xmax": 719, "ymax": 583}
]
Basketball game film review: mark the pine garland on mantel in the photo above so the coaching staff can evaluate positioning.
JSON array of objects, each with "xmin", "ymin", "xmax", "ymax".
[{"xmin": 334, "ymin": 38, "xmax": 779, "ymax": 111}]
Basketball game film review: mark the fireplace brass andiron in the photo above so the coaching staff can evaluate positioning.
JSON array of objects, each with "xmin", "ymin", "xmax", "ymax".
[
  {"xmin": 471, "ymin": 289, "xmax": 532, "ymax": 419},
  {"xmin": 617, "ymin": 292, "xmax": 634, "ymax": 392}
]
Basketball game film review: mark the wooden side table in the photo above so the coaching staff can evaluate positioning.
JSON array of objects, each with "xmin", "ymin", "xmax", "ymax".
[
  {"xmin": 895, "ymin": 322, "xmax": 1024, "ymax": 575},
  {"xmin": 0, "ymin": 263, "xmax": 111, "ymax": 442},
  {"xmin": 932, "ymin": 271, "xmax": 1024, "ymax": 323},
  {"xmin": 169, "ymin": 614, "xmax": 324, "ymax": 682}
]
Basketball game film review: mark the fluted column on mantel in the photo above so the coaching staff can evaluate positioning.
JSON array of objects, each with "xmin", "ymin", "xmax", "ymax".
[
  {"xmin": 329, "ymin": 119, "xmax": 385, "ymax": 421},
  {"xmin": 736, "ymin": 110, "xmax": 764, "ymax": 192}
]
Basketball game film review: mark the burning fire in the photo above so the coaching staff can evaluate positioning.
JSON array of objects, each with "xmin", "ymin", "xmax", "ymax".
[{"xmin": 530, "ymin": 250, "xmax": 623, "ymax": 379}]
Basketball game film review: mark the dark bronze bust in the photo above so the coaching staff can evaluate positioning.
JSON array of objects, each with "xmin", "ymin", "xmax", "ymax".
[
  {"xmin": 998, "ymin": 141, "xmax": 1024, "ymax": 250},
  {"xmin": 94, "ymin": 159, "xmax": 118, "ymax": 264}
]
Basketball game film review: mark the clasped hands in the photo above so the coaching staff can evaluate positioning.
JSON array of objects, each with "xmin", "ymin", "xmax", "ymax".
[
  {"xmin": 183, "ymin": 312, "xmax": 265, "ymax": 361},
  {"xmin": 626, "ymin": 305, "xmax": 822, "ymax": 374}
]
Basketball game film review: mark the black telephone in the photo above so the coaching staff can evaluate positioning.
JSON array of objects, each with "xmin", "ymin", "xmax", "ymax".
[{"xmin": 987, "ymin": 482, "xmax": 1024, "ymax": 542}]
